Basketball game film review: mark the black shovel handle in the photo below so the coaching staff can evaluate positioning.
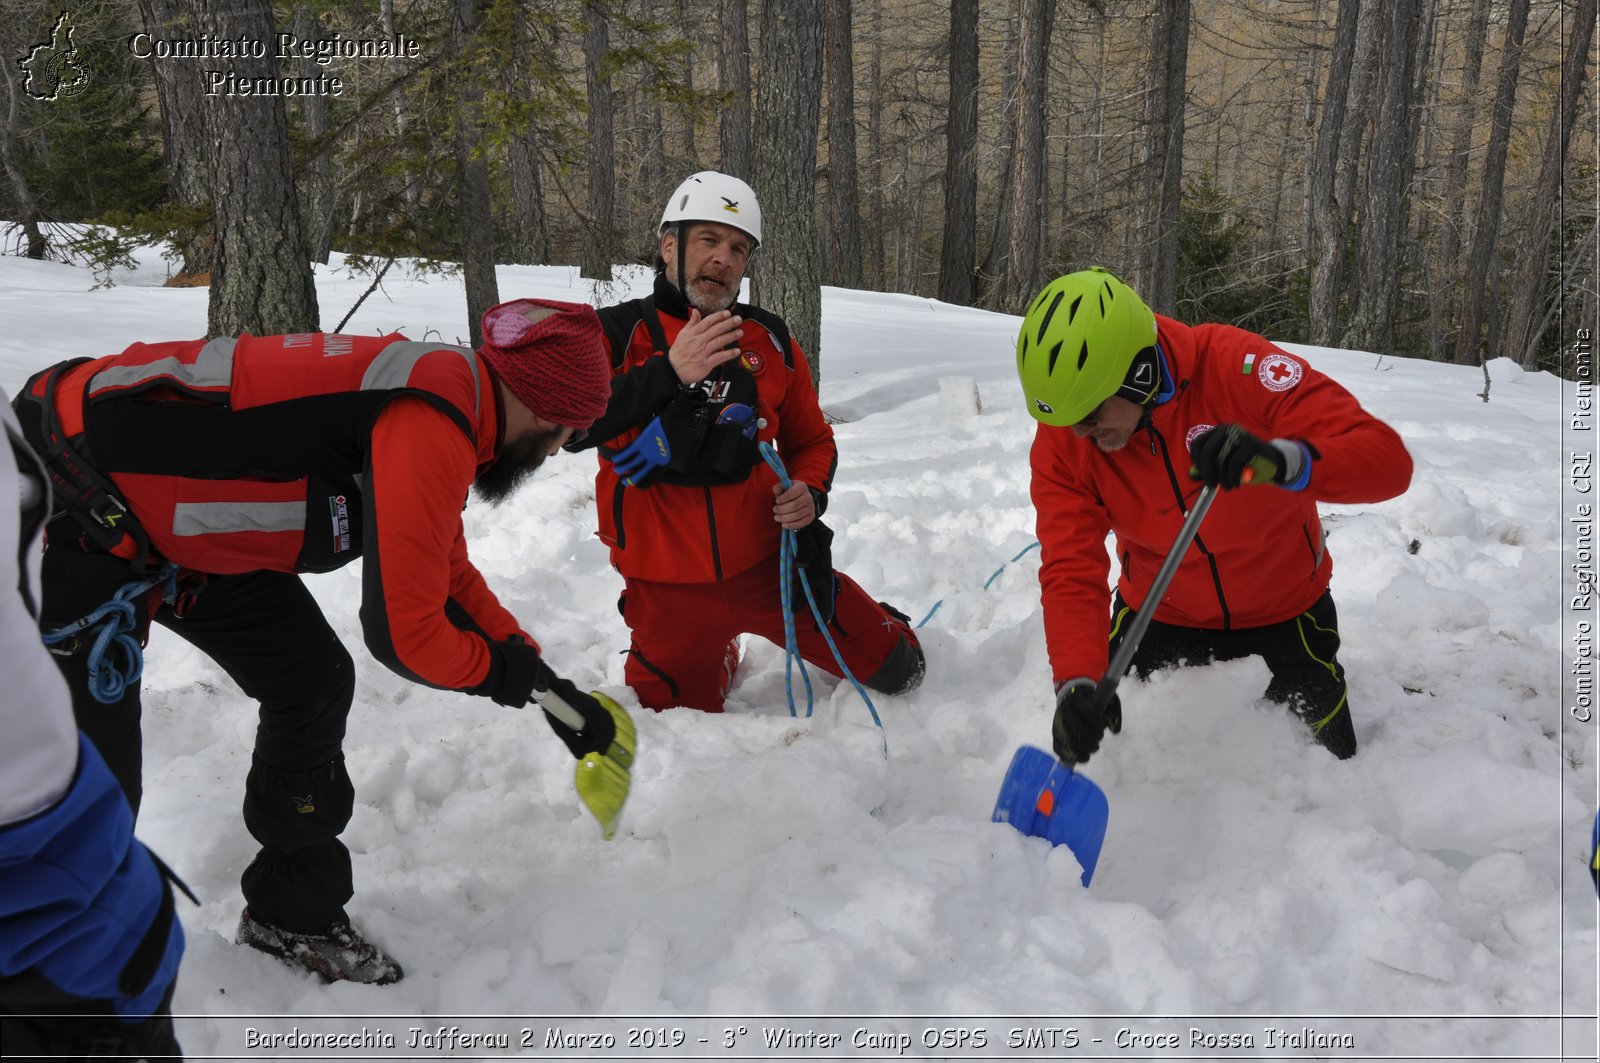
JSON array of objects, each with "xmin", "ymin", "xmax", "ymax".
[{"xmin": 1091, "ymin": 483, "xmax": 1219, "ymax": 716}]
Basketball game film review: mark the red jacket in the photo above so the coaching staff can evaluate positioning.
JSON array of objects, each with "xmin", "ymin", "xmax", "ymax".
[
  {"xmin": 30, "ymin": 333, "xmax": 530, "ymax": 693},
  {"xmin": 587, "ymin": 279, "xmax": 837, "ymax": 583},
  {"xmin": 1031, "ymin": 315, "xmax": 1412, "ymax": 685}
]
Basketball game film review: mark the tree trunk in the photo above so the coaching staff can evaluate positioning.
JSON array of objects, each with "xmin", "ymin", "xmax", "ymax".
[
  {"xmin": 937, "ymin": 0, "xmax": 979, "ymax": 306},
  {"xmin": 1502, "ymin": 0, "xmax": 1596, "ymax": 365},
  {"xmin": 294, "ymin": 5, "xmax": 336, "ymax": 265},
  {"xmin": 191, "ymin": 0, "xmax": 318, "ymax": 335},
  {"xmin": 719, "ymin": 0, "xmax": 753, "ymax": 179},
  {"xmin": 824, "ymin": 0, "xmax": 864, "ymax": 289},
  {"xmin": 0, "ymin": 27, "xmax": 45, "ymax": 259},
  {"xmin": 866, "ymin": 0, "xmax": 886, "ymax": 288},
  {"xmin": 139, "ymin": 0, "xmax": 211, "ymax": 274},
  {"xmin": 381, "ymin": 0, "xmax": 420, "ymax": 211},
  {"xmin": 1339, "ymin": 0, "xmax": 1424, "ymax": 355},
  {"xmin": 997, "ymin": 0, "xmax": 1056, "ymax": 313},
  {"xmin": 453, "ymin": 0, "xmax": 497, "ymax": 347},
  {"xmin": 753, "ymin": 2, "xmax": 824, "ymax": 384},
  {"xmin": 1438, "ymin": 0, "xmax": 1491, "ymax": 292},
  {"xmin": 506, "ymin": 115, "xmax": 552, "ymax": 263},
  {"xmin": 582, "ymin": 2, "xmax": 615, "ymax": 282},
  {"xmin": 1453, "ymin": 0, "xmax": 1531, "ymax": 365},
  {"xmin": 1313, "ymin": 0, "xmax": 1383, "ymax": 343},
  {"xmin": 1140, "ymin": 0, "xmax": 1190, "ymax": 314}
]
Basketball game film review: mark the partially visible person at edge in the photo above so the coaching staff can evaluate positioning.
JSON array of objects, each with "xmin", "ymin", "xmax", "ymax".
[
  {"xmin": 566, "ymin": 171, "xmax": 925, "ymax": 712},
  {"xmin": 11, "ymin": 301, "xmax": 635, "ymax": 986},
  {"xmin": 1018, "ymin": 267, "xmax": 1412, "ymax": 764},
  {"xmin": 1, "ymin": 388, "xmax": 185, "ymax": 1059}
]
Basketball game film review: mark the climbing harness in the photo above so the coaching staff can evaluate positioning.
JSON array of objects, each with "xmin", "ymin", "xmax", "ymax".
[
  {"xmin": 757, "ymin": 442, "xmax": 882, "ymax": 735},
  {"xmin": 42, "ymin": 564, "xmax": 181, "ymax": 704}
]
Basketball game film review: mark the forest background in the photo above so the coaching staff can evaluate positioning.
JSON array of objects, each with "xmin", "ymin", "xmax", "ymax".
[{"xmin": 1, "ymin": 0, "xmax": 1593, "ymax": 381}]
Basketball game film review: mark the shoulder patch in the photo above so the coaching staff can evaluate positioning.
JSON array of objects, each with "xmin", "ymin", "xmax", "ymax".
[{"xmin": 1256, "ymin": 352, "xmax": 1303, "ymax": 392}]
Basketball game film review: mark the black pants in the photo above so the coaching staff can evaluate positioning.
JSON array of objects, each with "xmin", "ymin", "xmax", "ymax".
[
  {"xmin": 42, "ymin": 531, "xmax": 357, "ymax": 932},
  {"xmin": 1108, "ymin": 589, "xmax": 1357, "ymax": 758}
]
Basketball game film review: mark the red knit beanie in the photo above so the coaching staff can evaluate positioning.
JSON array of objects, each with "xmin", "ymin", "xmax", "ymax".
[{"xmin": 478, "ymin": 298, "xmax": 610, "ymax": 430}]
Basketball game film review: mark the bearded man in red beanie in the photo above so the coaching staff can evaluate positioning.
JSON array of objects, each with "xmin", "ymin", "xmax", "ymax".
[{"xmin": 12, "ymin": 300, "xmax": 634, "ymax": 985}]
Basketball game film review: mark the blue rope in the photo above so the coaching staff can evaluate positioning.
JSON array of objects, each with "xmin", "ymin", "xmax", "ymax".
[
  {"xmin": 758, "ymin": 442, "xmax": 882, "ymax": 732},
  {"xmin": 915, "ymin": 540, "xmax": 1041, "ymax": 629},
  {"xmin": 42, "ymin": 565, "xmax": 178, "ymax": 704}
]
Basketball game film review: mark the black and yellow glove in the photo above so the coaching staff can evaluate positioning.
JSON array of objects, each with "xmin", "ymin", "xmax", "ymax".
[
  {"xmin": 535, "ymin": 677, "xmax": 636, "ymax": 840},
  {"xmin": 1051, "ymin": 679, "xmax": 1121, "ymax": 765},
  {"xmin": 1188, "ymin": 423, "xmax": 1308, "ymax": 490}
]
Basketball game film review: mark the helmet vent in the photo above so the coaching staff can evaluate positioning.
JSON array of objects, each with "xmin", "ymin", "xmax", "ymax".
[
  {"xmin": 1065, "ymin": 294, "xmax": 1082, "ymax": 326},
  {"xmin": 1037, "ymin": 290, "xmax": 1066, "ymax": 344},
  {"xmin": 1077, "ymin": 340, "xmax": 1089, "ymax": 370},
  {"xmin": 1047, "ymin": 340, "xmax": 1063, "ymax": 375}
]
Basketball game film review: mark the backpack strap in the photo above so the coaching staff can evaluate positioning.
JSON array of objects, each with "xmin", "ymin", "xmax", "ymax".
[{"xmin": 13, "ymin": 362, "xmax": 153, "ymax": 572}]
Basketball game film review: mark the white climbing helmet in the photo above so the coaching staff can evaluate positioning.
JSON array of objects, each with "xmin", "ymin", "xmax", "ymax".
[{"xmin": 659, "ymin": 171, "xmax": 762, "ymax": 247}]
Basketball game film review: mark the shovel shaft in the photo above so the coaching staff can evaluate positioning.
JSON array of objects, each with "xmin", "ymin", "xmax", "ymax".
[
  {"xmin": 1092, "ymin": 483, "xmax": 1219, "ymax": 714},
  {"xmin": 533, "ymin": 686, "xmax": 587, "ymax": 731}
]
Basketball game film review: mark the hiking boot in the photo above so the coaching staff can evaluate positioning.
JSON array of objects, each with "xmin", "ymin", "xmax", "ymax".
[{"xmin": 236, "ymin": 908, "xmax": 404, "ymax": 985}]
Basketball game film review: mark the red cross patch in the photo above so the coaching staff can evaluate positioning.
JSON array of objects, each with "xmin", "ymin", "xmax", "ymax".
[
  {"xmin": 1256, "ymin": 353, "xmax": 1303, "ymax": 392},
  {"xmin": 740, "ymin": 351, "xmax": 766, "ymax": 375}
]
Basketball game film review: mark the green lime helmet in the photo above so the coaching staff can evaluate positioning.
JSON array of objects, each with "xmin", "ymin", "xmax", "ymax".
[{"xmin": 1016, "ymin": 267, "xmax": 1158, "ymax": 426}]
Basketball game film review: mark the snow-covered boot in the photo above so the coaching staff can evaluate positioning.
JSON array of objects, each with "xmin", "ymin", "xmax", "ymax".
[{"xmin": 235, "ymin": 908, "xmax": 404, "ymax": 985}]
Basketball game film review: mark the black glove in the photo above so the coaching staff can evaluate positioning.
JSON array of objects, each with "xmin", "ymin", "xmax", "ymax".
[
  {"xmin": 538, "ymin": 676, "xmax": 619, "ymax": 760},
  {"xmin": 792, "ymin": 517, "xmax": 837, "ymax": 624},
  {"xmin": 1052, "ymin": 679, "xmax": 1122, "ymax": 764},
  {"xmin": 1188, "ymin": 423, "xmax": 1296, "ymax": 489},
  {"xmin": 474, "ymin": 636, "xmax": 556, "ymax": 707}
]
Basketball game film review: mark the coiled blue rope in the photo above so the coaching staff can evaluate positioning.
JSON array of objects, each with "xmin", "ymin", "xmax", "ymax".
[
  {"xmin": 42, "ymin": 564, "xmax": 179, "ymax": 704},
  {"xmin": 757, "ymin": 442, "xmax": 882, "ymax": 733}
]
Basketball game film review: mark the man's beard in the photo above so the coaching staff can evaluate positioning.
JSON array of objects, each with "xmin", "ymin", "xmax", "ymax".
[
  {"xmin": 684, "ymin": 275, "xmax": 739, "ymax": 315},
  {"xmin": 473, "ymin": 425, "xmax": 565, "ymax": 506}
]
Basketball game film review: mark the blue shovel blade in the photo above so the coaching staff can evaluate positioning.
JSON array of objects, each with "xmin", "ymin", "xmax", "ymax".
[{"xmin": 992, "ymin": 745, "xmax": 1109, "ymax": 887}]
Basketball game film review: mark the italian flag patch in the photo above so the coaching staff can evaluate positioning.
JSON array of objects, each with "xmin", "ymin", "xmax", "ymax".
[{"xmin": 1242, "ymin": 352, "xmax": 1257, "ymax": 374}]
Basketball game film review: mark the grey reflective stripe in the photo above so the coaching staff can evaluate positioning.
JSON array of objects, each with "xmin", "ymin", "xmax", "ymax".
[
  {"xmin": 89, "ymin": 337, "xmax": 238, "ymax": 396},
  {"xmin": 171, "ymin": 501, "xmax": 304, "ymax": 537},
  {"xmin": 361, "ymin": 340, "xmax": 480, "ymax": 419}
]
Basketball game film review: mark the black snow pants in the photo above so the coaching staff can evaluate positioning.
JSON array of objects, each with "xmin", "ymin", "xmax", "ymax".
[
  {"xmin": 1107, "ymin": 588, "xmax": 1357, "ymax": 759},
  {"xmin": 41, "ymin": 526, "xmax": 358, "ymax": 933}
]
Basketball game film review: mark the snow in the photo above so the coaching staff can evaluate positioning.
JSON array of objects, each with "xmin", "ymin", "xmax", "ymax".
[{"xmin": 0, "ymin": 245, "xmax": 1593, "ymax": 1060}]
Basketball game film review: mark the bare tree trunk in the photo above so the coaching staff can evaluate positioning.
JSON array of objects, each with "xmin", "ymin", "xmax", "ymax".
[
  {"xmin": 1140, "ymin": 0, "xmax": 1190, "ymax": 314},
  {"xmin": 753, "ymin": 2, "xmax": 824, "ymax": 383},
  {"xmin": 1438, "ymin": 0, "xmax": 1489, "ymax": 296},
  {"xmin": 139, "ymin": 0, "xmax": 211, "ymax": 274},
  {"xmin": 1453, "ymin": 0, "xmax": 1531, "ymax": 365},
  {"xmin": 1503, "ymin": 0, "xmax": 1596, "ymax": 364},
  {"xmin": 453, "ymin": 0, "xmax": 497, "ymax": 347},
  {"xmin": 582, "ymin": 2, "xmax": 615, "ymax": 282},
  {"xmin": 824, "ymin": 0, "xmax": 864, "ymax": 289},
  {"xmin": 506, "ymin": 17, "xmax": 553, "ymax": 273},
  {"xmin": 719, "ymin": 0, "xmax": 753, "ymax": 178},
  {"xmin": 978, "ymin": 3, "xmax": 1019, "ymax": 305},
  {"xmin": 938, "ymin": 0, "xmax": 979, "ymax": 305},
  {"xmin": 1313, "ymin": 0, "xmax": 1383, "ymax": 343},
  {"xmin": 381, "ymin": 0, "xmax": 420, "ymax": 211},
  {"xmin": 191, "ymin": 0, "xmax": 318, "ymax": 335},
  {"xmin": 295, "ymin": 5, "xmax": 335, "ymax": 265},
  {"xmin": 1340, "ymin": 0, "xmax": 1424, "ymax": 355},
  {"xmin": 674, "ymin": 0, "xmax": 699, "ymax": 168},
  {"xmin": 866, "ymin": 0, "xmax": 886, "ymax": 289},
  {"xmin": 0, "ymin": 27, "xmax": 45, "ymax": 259},
  {"xmin": 997, "ymin": 0, "xmax": 1056, "ymax": 313}
]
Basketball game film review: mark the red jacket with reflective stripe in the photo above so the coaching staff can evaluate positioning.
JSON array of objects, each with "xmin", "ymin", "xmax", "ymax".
[
  {"xmin": 1030, "ymin": 316, "xmax": 1412, "ymax": 685},
  {"xmin": 590, "ymin": 285, "xmax": 838, "ymax": 583},
  {"xmin": 36, "ymin": 333, "xmax": 530, "ymax": 692}
]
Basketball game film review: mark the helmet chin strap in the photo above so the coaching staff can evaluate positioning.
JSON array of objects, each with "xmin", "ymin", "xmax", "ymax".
[{"xmin": 676, "ymin": 221, "xmax": 691, "ymax": 302}]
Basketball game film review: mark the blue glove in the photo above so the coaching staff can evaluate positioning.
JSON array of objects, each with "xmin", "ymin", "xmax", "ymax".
[{"xmin": 610, "ymin": 417, "xmax": 673, "ymax": 487}]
